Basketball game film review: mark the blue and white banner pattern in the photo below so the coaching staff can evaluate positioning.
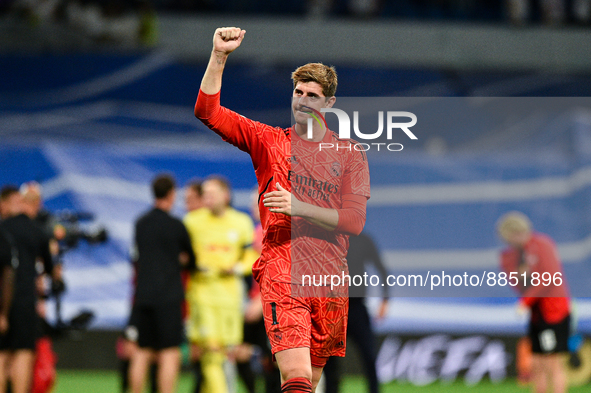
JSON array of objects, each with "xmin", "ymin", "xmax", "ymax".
[{"xmin": 2, "ymin": 54, "xmax": 591, "ymax": 332}]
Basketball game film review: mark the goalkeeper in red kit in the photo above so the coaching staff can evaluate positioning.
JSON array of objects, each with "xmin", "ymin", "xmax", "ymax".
[
  {"xmin": 497, "ymin": 212, "xmax": 570, "ymax": 393},
  {"xmin": 194, "ymin": 27, "xmax": 370, "ymax": 393}
]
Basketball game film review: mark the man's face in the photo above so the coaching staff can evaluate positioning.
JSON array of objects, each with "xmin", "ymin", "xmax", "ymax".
[
  {"xmin": 202, "ymin": 181, "xmax": 229, "ymax": 213},
  {"xmin": 504, "ymin": 230, "xmax": 531, "ymax": 249},
  {"xmin": 21, "ymin": 195, "xmax": 41, "ymax": 218},
  {"xmin": 0, "ymin": 193, "xmax": 22, "ymax": 218},
  {"xmin": 292, "ymin": 81, "xmax": 335, "ymax": 126},
  {"xmin": 185, "ymin": 188, "xmax": 202, "ymax": 212}
]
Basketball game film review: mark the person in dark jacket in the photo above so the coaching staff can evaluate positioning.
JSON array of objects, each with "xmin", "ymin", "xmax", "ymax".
[
  {"xmin": 127, "ymin": 175, "xmax": 196, "ymax": 393},
  {"xmin": 0, "ymin": 185, "xmax": 60, "ymax": 393},
  {"xmin": 323, "ymin": 231, "xmax": 389, "ymax": 393}
]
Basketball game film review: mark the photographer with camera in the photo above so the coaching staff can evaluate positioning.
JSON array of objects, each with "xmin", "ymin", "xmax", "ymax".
[
  {"xmin": 0, "ymin": 185, "xmax": 62, "ymax": 393},
  {"xmin": 20, "ymin": 181, "xmax": 106, "ymax": 319},
  {"xmin": 20, "ymin": 182, "xmax": 64, "ymax": 293},
  {"xmin": 19, "ymin": 182, "xmax": 65, "ymax": 393}
]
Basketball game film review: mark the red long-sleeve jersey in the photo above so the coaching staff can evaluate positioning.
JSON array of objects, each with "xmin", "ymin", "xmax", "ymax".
[
  {"xmin": 500, "ymin": 232, "xmax": 570, "ymax": 324},
  {"xmin": 195, "ymin": 90, "xmax": 370, "ymax": 285}
]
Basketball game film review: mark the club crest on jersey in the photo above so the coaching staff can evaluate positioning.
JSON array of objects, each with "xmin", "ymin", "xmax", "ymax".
[
  {"xmin": 227, "ymin": 230, "xmax": 239, "ymax": 242},
  {"xmin": 330, "ymin": 161, "xmax": 342, "ymax": 177},
  {"xmin": 287, "ymin": 155, "xmax": 299, "ymax": 168}
]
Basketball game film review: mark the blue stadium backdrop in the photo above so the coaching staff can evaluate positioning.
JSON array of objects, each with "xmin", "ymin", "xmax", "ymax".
[{"xmin": 1, "ymin": 53, "xmax": 590, "ymax": 336}]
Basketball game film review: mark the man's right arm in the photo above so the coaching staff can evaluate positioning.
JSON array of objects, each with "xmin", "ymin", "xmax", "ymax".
[
  {"xmin": 0, "ymin": 231, "xmax": 16, "ymax": 334},
  {"xmin": 200, "ymin": 27, "xmax": 245, "ymax": 95},
  {"xmin": 195, "ymin": 28, "xmax": 270, "ymax": 158}
]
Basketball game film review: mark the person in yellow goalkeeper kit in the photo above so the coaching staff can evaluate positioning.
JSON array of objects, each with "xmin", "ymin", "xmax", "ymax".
[{"xmin": 184, "ymin": 175, "xmax": 256, "ymax": 393}]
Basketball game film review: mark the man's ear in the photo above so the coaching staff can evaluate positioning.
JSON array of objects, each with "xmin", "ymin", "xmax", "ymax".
[{"xmin": 326, "ymin": 96, "xmax": 336, "ymax": 108}]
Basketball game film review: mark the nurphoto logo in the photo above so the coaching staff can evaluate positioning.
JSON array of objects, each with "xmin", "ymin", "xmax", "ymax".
[{"xmin": 303, "ymin": 106, "xmax": 418, "ymax": 152}]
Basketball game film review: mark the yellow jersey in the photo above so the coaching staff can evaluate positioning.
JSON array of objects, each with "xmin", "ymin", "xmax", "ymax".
[{"xmin": 183, "ymin": 207, "xmax": 254, "ymax": 307}]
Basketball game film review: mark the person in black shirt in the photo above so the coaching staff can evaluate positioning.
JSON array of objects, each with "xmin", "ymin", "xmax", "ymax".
[
  {"xmin": 0, "ymin": 185, "xmax": 59, "ymax": 393},
  {"xmin": 20, "ymin": 181, "xmax": 64, "ymax": 308},
  {"xmin": 0, "ymin": 186, "xmax": 13, "ymax": 221},
  {"xmin": 128, "ymin": 174, "xmax": 196, "ymax": 393},
  {"xmin": 0, "ymin": 228, "xmax": 17, "ymax": 338},
  {"xmin": 323, "ymin": 231, "xmax": 389, "ymax": 393},
  {"xmin": 20, "ymin": 181, "xmax": 60, "ymax": 248}
]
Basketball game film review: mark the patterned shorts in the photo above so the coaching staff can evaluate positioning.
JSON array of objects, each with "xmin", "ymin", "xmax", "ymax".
[{"xmin": 260, "ymin": 276, "xmax": 348, "ymax": 368}]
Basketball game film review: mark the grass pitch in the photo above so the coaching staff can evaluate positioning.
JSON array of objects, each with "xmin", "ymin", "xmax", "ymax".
[{"xmin": 52, "ymin": 370, "xmax": 590, "ymax": 392}]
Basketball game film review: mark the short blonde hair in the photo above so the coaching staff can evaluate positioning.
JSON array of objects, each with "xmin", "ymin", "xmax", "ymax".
[
  {"xmin": 20, "ymin": 181, "xmax": 42, "ymax": 202},
  {"xmin": 291, "ymin": 63, "xmax": 338, "ymax": 97},
  {"xmin": 496, "ymin": 211, "xmax": 532, "ymax": 242}
]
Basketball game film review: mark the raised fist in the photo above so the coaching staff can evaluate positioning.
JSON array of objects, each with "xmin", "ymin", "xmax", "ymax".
[{"xmin": 213, "ymin": 27, "xmax": 246, "ymax": 55}]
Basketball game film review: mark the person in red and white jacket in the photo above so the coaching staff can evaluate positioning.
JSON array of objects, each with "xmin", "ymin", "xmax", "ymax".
[{"xmin": 497, "ymin": 211, "xmax": 570, "ymax": 393}]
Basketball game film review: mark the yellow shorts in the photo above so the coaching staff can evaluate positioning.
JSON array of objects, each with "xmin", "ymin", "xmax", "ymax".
[{"xmin": 187, "ymin": 301, "xmax": 243, "ymax": 348}]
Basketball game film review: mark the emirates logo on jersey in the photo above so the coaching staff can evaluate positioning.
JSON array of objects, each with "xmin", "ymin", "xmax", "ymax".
[
  {"xmin": 288, "ymin": 170, "xmax": 339, "ymax": 194},
  {"xmin": 330, "ymin": 161, "xmax": 342, "ymax": 177}
]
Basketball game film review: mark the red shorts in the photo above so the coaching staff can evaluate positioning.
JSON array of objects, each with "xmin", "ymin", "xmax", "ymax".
[{"xmin": 260, "ymin": 276, "xmax": 348, "ymax": 368}]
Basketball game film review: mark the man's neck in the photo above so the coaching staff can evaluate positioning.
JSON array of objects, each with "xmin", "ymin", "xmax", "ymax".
[
  {"xmin": 22, "ymin": 206, "xmax": 38, "ymax": 219},
  {"xmin": 294, "ymin": 123, "xmax": 326, "ymax": 142},
  {"xmin": 154, "ymin": 201, "xmax": 171, "ymax": 213},
  {"xmin": 211, "ymin": 206, "xmax": 227, "ymax": 217},
  {"xmin": 4, "ymin": 211, "xmax": 22, "ymax": 219}
]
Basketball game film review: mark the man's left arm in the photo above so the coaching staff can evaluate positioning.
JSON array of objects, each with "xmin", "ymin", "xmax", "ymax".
[
  {"xmin": 520, "ymin": 238, "xmax": 563, "ymax": 307},
  {"xmin": 261, "ymin": 182, "xmax": 338, "ymax": 230},
  {"xmin": 263, "ymin": 189, "xmax": 368, "ymax": 235},
  {"xmin": 363, "ymin": 234, "xmax": 390, "ymax": 297},
  {"xmin": 293, "ymin": 192, "xmax": 367, "ymax": 235},
  {"xmin": 38, "ymin": 230, "xmax": 65, "ymax": 296},
  {"xmin": 39, "ymin": 231, "xmax": 61, "ymax": 282},
  {"xmin": 179, "ymin": 223, "xmax": 197, "ymax": 272},
  {"xmin": 263, "ymin": 146, "xmax": 370, "ymax": 233}
]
